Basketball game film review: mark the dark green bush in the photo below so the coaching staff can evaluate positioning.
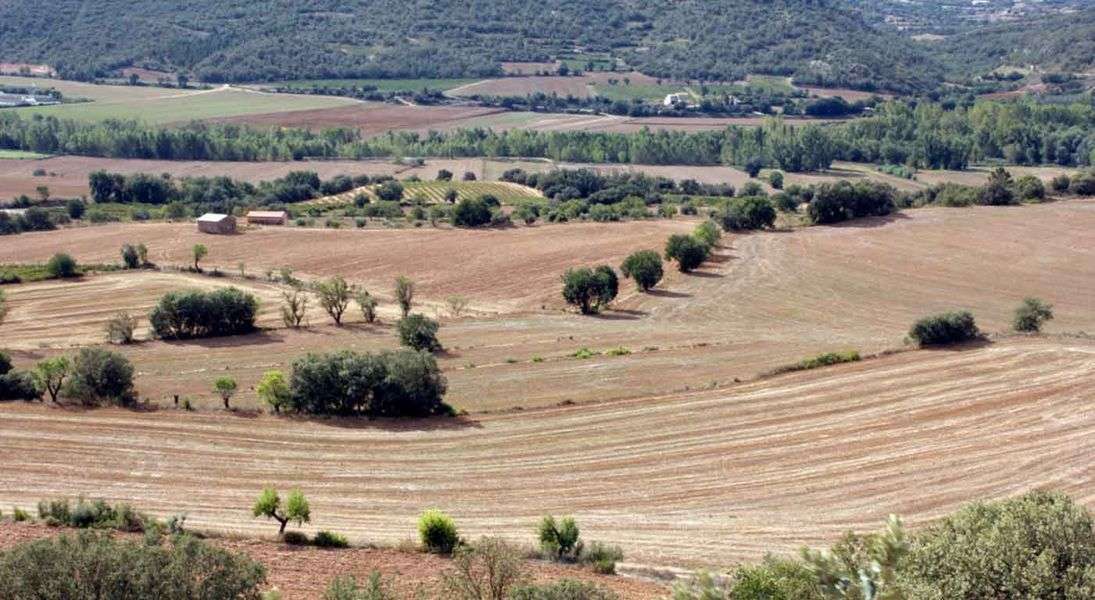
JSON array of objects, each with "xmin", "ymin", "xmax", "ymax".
[
  {"xmin": 808, "ymin": 181, "xmax": 895, "ymax": 224},
  {"xmin": 729, "ymin": 557, "xmax": 823, "ymax": 600},
  {"xmin": 0, "ymin": 352, "xmax": 38, "ymax": 401},
  {"xmin": 64, "ymin": 348, "xmax": 136, "ymax": 406},
  {"xmin": 149, "ymin": 288, "xmax": 258, "ymax": 339},
  {"xmin": 451, "ymin": 197, "xmax": 492, "ymax": 227},
  {"xmin": 37, "ymin": 498, "xmax": 147, "ymax": 532},
  {"xmin": 0, "ymin": 532, "xmax": 266, "ymax": 599},
  {"xmin": 562, "ymin": 266, "xmax": 618, "ymax": 314},
  {"xmin": 313, "ymin": 530, "xmax": 350, "ymax": 548},
  {"xmin": 1014, "ymin": 175, "xmax": 1045, "ymax": 201},
  {"xmin": 908, "ymin": 311, "xmax": 980, "ymax": 346},
  {"xmin": 282, "ymin": 530, "xmax": 309, "ymax": 545},
  {"xmin": 397, "ymin": 314, "xmax": 442, "ymax": 352},
  {"xmin": 664, "ymin": 234, "xmax": 709, "ymax": 272},
  {"xmin": 46, "ymin": 253, "xmax": 79, "ymax": 278},
  {"xmin": 721, "ymin": 196, "xmax": 776, "ymax": 230},
  {"xmin": 288, "ymin": 349, "xmax": 448, "ymax": 417},
  {"xmin": 619, "ymin": 250, "xmax": 663, "ymax": 292},
  {"xmin": 1013, "ymin": 297, "xmax": 1054, "ymax": 333}
]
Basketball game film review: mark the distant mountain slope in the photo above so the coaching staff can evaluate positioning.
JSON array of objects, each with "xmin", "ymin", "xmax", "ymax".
[{"xmin": 0, "ymin": 0, "xmax": 941, "ymax": 92}]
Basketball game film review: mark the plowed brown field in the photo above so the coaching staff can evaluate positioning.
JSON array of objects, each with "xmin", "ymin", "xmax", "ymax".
[{"xmin": 1, "ymin": 337, "xmax": 1093, "ymax": 569}]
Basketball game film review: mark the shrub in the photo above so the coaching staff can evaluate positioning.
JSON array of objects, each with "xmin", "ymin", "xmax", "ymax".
[
  {"xmin": 280, "ymin": 290, "xmax": 309, "ymax": 328},
  {"xmin": 149, "ymin": 288, "xmax": 258, "ymax": 339},
  {"xmin": 1013, "ymin": 297, "xmax": 1053, "ymax": 332},
  {"xmin": 796, "ymin": 350, "xmax": 860, "ymax": 370},
  {"xmin": 0, "ymin": 351, "xmax": 39, "ymax": 401},
  {"xmin": 394, "ymin": 275, "xmax": 414, "ymax": 317},
  {"xmin": 773, "ymin": 192, "xmax": 798, "ymax": 212},
  {"xmin": 288, "ymin": 349, "xmax": 448, "ymax": 417},
  {"xmin": 539, "ymin": 516, "xmax": 581, "ymax": 561},
  {"xmin": 66, "ymin": 198, "xmax": 86, "ymax": 219},
  {"xmin": 744, "ymin": 157, "xmax": 764, "ymax": 178},
  {"xmin": 664, "ymin": 234, "xmax": 709, "ymax": 273},
  {"xmin": 583, "ymin": 541, "xmax": 623, "ymax": 575},
  {"xmin": 375, "ymin": 180, "xmax": 404, "ymax": 202},
  {"xmin": 979, "ymin": 167, "xmax": 1016, "ymax": 206},
  {"xmin": 324, "ymin": 573, "xmax": 394, "ymax": 600},
  {"xmin": 11, "ymin": 507, "xmax": 30, "ymax": 522},
  {"xmin": 313, "ymin": 530, "xmax": 350, "ymax": 548},
  {"xmin": 901, "ymin": 491, "xmax": 1095, "ymax": 599},
  {"xmin": 619, "ymin": 250, "xmax": 663, "ymax": 292},
  {"xmin": 46, "ymin": 253, "xmax": 78, "ymax": 278},
  {"xmin": 1070, "ymin": 171, "xmax": 1095, "ymax": 195},
  {"xmin": 693, "ymin": 220, "xmax": 722, "ymax": 247},
  {"xmin": 1014, "ymin": 175, "xmax": 1045, "ymax": 201},
  {"xmin": 253, "ymin": 487, "xmax": 310, "ymax": 535},
  {"xmin": 120, "ymin": 243, "xmax": 141, "ymax": 268},
  {"xmin": 0, "ymin": 532, "xmax": 266, "ymax": 599},
  {"xmin": 1051, "ymin": 174, "xmax": 1071, "ymax": 192},
  {"xmin": 908, "ymin": 311, "xmax": 980, "ymax": 346},
  {"xmin": 729, "ymin": 557, "xmax": 822, "ymax": 600},
  {"xmin": 451, "ymin": 197, "xmax": 492, "ymax": 227},
  {"xmin": 721, "ymin": 196, "xmax": 776, "ymax": 231},
  {"xmin": 767, "ymin": 171, "xmax": 784, "ymax": 189},
  {"xmin": 561, "ymin": 266, "xmax": 618, "ymax": 314},
  {"xmin": 105, "ymin": 311, "xmax": 138, "ymax": 344},
  {"xmin": 398, "ymin": 314, "xmax": 442, "ymax": 352},
  {"xmin": 64, "ymin": 348, "xmax": 135, "ymax": 406},
  {"xmin": 419, "ymin": 509, "xmax": 459, "ymax": 554},
  {"xmin": 511, "ymin": 580, "xmax": 619, "ymax": 600},
  {"xmin": 282, "ymin": 531, "xmax": 310, "ymax": 545},
  {"xmin": 35, "ymin": 498, "xmax": 147, "ymax": 532},
  {"xmin": 356, "ymin": 290, "xmax": 378, "ymax": 323},
  {"xmin": 443, "ymin": 537, "xmax": 527, "ymax": 600}
]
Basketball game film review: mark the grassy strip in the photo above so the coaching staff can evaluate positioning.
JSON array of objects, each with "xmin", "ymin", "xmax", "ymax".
[
  {"xmin": 0, "ymin": 263, "xmax": 121, "ymax": 284},
  {"xmin": 766, "ymin": 350, "xmax": 862, "ymax": 376}
]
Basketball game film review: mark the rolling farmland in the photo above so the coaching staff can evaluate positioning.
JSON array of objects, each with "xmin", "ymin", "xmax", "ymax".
[{"xmin": 306, "ymin": 180, "xmax": 544, "ymax": 206}]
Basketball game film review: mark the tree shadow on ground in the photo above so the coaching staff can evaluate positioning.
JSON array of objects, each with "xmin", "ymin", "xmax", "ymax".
[
  {"xmin": 293, "ymin": 413, "xmax": 483, "ymax": 431},
  {"xmin": 686, "ymin": 270, "xmax": 724, "ymax": 278},
  {"xmin": 827, "ymin": 212, "xmax": 911, "ymax": 229},
  {"xmin": 646, "ymin": 289, "xmax": 692, "ymax": 299},
  {"xmin": 589, "ymin": 309, "xmax": 645, "ymax": 321},
  {"xmin": 161, "ymin": 330, "xmax": 284, "ymax": 349}
]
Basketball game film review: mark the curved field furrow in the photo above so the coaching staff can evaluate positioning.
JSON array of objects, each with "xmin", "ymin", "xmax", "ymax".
[{"xmin": 0, "ymin": 338, "xmax": 1092, "ymax": 566}]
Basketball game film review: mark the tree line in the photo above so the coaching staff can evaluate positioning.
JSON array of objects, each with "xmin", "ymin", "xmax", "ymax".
[{"xmin": 1, "ymin": 98, "xmax": 1092, "ymax": 171}]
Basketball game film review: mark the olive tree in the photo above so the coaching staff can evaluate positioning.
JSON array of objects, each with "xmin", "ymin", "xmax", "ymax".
[
  {"xmin": 280, "ymin": 290, "xmax": 309, "ymax": 328},
  {"xmin": 398, "ymin": 314, "xmax": 442, "ymax": 352},
  {"xmin": 252, "ymin": 487, "xmax": 310, "ymax": 534},
  {"xmin": 620, "ymin": 250, "xmax": 664, "ymax": 292},
  {"xmin": 665, "ymin": 234, "xmax": 709, "ymax": 273},
  {"xmin": 561, "ymin": 266, "xmax": 618, "ymax": 314},
  {"xmin": 356, "ymin": 289, "xmax": 378, "ymax": 323},
  {"xmin": 538, "ymin": 516, "xmax": 581, "ymax": 561},
  {"xmin": 63, "ymin": 348, "xmax": 135, "ymax": 406}
]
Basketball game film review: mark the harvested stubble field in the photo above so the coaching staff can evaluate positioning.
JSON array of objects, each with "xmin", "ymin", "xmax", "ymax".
[
  {"xmin": 0, "ymin": 336, "xmax": 1093, "ymax": 569},
  {"xmin": 306, "ymin": 180, "xmax": 543, "ymax": 206},
  {"xmin": 0, "ymin": 521, "xmax": 665, "ymax": 600},
  {"xmin": 2, "ymin": 200, "xmax": 1093, "ymax": 416}
]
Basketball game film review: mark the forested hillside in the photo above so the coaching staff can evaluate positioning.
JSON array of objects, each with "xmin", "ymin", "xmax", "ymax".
[{"xmin": 0, "ymin": 0, "xmax": 939, "ymax": 92}]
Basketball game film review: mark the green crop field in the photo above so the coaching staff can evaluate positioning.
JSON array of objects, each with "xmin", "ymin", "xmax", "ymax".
[
  {"xmin": 6, "ymin": 85, "xmax": 357, "ymax": 125},
  {"xmin": 265, "ymin": 78, "xmax": 479, "ymax": 92},
  {"xmin": 307, "ymin": 180, "xmax": 543, "ymax": 207},
  {"xmin": 0, "ymin": 149, "xmax": 49, "ymax": 159}
]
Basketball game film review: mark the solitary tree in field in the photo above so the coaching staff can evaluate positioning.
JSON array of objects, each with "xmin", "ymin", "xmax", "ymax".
[
  {"xmin": 395, "ymin": 276, "xmax": 415, "ymax": 318},
  {"xmin": 664, "ymin": 234, "xmax": 709, "ymax": 273},
  {"xmin": 214, "ymin": 376, "xmax": 237, "ymax": 410},
  {"xmin": 316, "ymin": 277, "xmax": 353, "ymax": 326},
  {"xmin": 192, "ymin": 244, "xmax": 208, "ymax": 271},
  {"xmin": 561, "ymin": 266, "xmax": 618, "ymax": 314},
  {"xmin": 1013, "ymin": 297, "xmax": 1054, "ymax": 333},
  {"xmin": 34, "ymin": 356, "xmax": 70, "ymax": 403},
  {"xmin": 257, "ymin": 370, "xmax": 290, "ymax": 414},
  {"xmin": 436, "ymin": 169, "xmax": 453, "ymax": 181},
  {"xmin": 36, "ymin": 185, "xmax": 50, "ymax": 203},
  {"xmin": 252, "ymin": 487, "xmax": 310, "ymax": 534},
  {"xmin": 620, "ymin": 250, "xmax": 664, "ymax": 292}
]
